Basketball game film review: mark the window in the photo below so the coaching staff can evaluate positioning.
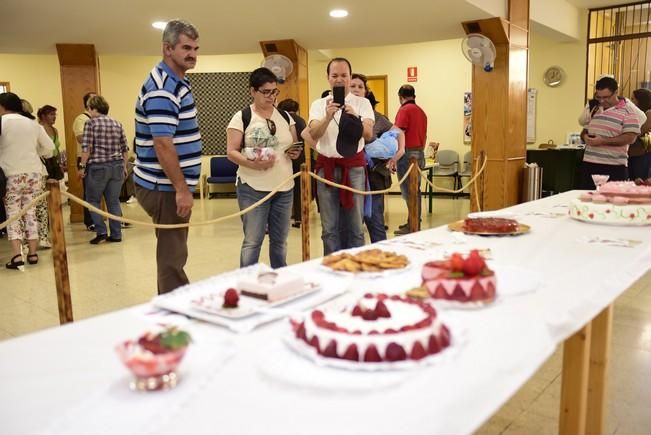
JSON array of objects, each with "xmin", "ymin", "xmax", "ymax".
[{"xmin": 586, "ymin": 1, "xmax": 651, "ymax": 99}]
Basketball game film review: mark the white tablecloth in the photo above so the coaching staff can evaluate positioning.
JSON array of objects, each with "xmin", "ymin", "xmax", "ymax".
[{"xmin": 1, "ymin": 191, "xmax": 650, "ymax": 435}]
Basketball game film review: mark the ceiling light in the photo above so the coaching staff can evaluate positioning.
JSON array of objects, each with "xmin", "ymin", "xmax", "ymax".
[
  {"xmin": 329, "ymin": 9, "xmax": 348, "ymax": 18},
  {"xmin": 152, "ymin": 21, "xmax": 167, "ymax": 30}
]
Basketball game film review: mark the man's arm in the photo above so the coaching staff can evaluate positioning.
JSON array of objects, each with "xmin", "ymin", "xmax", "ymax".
[
  {"xmin": 153, "ymin": 137, "xmax": 192, "ymax": 218},
  {"xmin": 306, "ymin": 100, "xmax": 340, "ymax": 141},
  {"xmin": 584, "ymin": 132, "xmax": 638, "ymax": 147},
  {"xmin": 361, "ymin": 119, "xmax": 374, "ymax": 142}
]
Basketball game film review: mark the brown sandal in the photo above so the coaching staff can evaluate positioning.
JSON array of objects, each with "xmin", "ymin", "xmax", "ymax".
[
  {"xmin": 6, "ymin": 254, "xmax": 24, "ymax": 270},
  {"xmin": 27, "ymin": 254, "xmax": 38, "ymax": 265}
]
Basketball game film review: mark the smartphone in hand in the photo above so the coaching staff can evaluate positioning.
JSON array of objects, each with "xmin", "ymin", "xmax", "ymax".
[
  {"xmin": 332, "ymin": 86, "xmax": 346, "ymax": 107},
  {"xmin": 285, "ymin": 141, "xmax": 304, "ymax": 154}
]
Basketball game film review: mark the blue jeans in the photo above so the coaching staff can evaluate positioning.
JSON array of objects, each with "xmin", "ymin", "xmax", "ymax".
[
  {"xmin": 237, "ymin": 181, "xmax": 292, "ymax": 268},
  {"xmin": 364, "ymin": 194, "xmax": 386, "ymax": 243},
  {"xmin": 85, "ymin": 160, "xmax": 124, "ymax": 239},
  {"xmin": 317, "ymin": 167, "xmax": 365, "ymax": 255},
  {"xmin": 396, "ymin": 149, "xmax": 424, "ymax": 226}
]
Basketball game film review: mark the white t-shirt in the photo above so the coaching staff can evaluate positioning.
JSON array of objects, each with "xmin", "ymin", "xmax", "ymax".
[
  {"xmin": 227, "ymin": 106, "xmax": 295, "ymax": 192},
  {"xmin": 0, "ymin": 114, "xmax": 54, "ymax": 176},
  {"xmin": 308, "ymin": 93, "xmax": 375, "ymax": 158}
]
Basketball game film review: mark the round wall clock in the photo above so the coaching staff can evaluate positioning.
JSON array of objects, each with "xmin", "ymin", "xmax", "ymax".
[{"xmin": 543, "ymin": 66, "xmax": 565, "ymax": 87}]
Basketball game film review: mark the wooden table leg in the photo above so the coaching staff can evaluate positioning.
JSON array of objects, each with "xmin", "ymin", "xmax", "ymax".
[
  {"xmin": 559, "ymin": 323, "xmax": 592, "ymax": 435},
  {"xmin": 586, "ymin": 305, "xmax": 613, "ymax": 435}
]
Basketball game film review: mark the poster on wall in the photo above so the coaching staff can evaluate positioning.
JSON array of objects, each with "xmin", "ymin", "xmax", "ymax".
[
  {"xmin": 463, "ymin": 92, "xmax": 472, "ymax": 144},
  {"xmin": 527, "ymin": 88, "xmax": 537, "ymax": 143}
]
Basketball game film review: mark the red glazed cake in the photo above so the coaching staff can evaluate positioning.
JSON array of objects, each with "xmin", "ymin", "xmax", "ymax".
[
  {"xmin": 421, "ymin": 251, "xmax": 496, "ymax": 303},
  {"xmin": 463, "ymin": 217, "xmax": 518, "ymax": 234},
  {"xmin": 293, "ymin": 293, "xmax": 451, "ymax": 363}
]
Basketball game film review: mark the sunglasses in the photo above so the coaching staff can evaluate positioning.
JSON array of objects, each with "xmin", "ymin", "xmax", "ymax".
[
  {"xmin": 266, "ymin": 118, "xmax": 276, "ymax": 135},
  {"xmin": 256, "ymin": 88, "xmax": 281, "ymax": 97}
]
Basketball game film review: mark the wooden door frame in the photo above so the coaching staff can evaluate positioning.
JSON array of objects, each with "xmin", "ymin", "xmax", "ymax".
[{"xmin": 367, "ymin": 74, "xmax": 388, "ymax": 115}]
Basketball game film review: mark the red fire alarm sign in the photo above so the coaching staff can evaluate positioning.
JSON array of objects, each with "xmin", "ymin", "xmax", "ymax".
[{"xmin": 407, "ymin": 66, "xmax": 418, "ymax": 82}]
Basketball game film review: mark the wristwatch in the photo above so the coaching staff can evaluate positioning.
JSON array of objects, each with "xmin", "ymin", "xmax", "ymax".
[{"xmin": 78, "ymin": 163, "xmax": 86, "ymax": 170}]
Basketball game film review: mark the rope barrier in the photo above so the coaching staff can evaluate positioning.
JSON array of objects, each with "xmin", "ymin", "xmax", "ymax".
[
  {"xmin": 308, "ymin": 162, "xmax": 416, "ymax": 195},
  {"xmin": 0, "ymin": 157, "xmax": 485, "ymax": 231},
  {"xmin": 60, "ymin": 172, "xmax": 301, "ymax": 229},
  {"xmin": 0, "ymin": 191, "xmax": 50, "ymax": 230},
  {"xmin": 417, "ymin": 153, "xmax": 488, "ymax": 195}
]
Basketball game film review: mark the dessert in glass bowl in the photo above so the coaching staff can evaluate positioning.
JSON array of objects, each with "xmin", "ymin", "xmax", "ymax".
[{"xmin": 116, "ymin": 326, "xmax": 192, "ymax": 391}]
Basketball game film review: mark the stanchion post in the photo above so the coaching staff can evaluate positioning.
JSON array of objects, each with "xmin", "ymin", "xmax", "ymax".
[
  {"xmin": 408, "ymin": 158, "xmax": 419, "ymax": 234},
  {"xmin": 300, "ymin": 163, "xmax": 311, "ymax": 261},
  {"xmin": 46, "ymin": 180, "xmax": 74, "ymax": 324}
]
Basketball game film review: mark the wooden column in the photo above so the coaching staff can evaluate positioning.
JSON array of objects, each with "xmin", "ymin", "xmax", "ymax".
[
  {"xmin": 462, "ymin": 0, "xmax": 529, "ymax": 210},
  {"xmin": 56, "ymin": 44, "xmax": 100, "ymax": 223},
  {"xmin": 46, "ymin": 180, "xmax": 74, "ymax": 324},
  {"xmin": 259, "ymin": 39, "xmax": 311, "ymax": 168}
]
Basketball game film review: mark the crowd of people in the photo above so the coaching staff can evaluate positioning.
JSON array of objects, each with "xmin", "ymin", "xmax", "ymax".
[{"xmin": 4, "ymin": 19, "xmax": 650, "ymax": 294}]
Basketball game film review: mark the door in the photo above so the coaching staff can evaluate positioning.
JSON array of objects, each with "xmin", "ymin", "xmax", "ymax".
[{"xmin": 366, "ymin": 75, "xmax": 388, "ymax": 116}]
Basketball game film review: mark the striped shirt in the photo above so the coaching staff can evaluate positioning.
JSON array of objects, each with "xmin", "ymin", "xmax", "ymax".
[
  {"xmin": 82, "ymin": 114, "xmax": 128, "ymax": 164},
  {"xmin": 585, "ymin": 99, "xmax": 640, "ymax": 166},
  {"xmin": 134, "ymin": 61, "xmax": 202, "ymax": 191}
]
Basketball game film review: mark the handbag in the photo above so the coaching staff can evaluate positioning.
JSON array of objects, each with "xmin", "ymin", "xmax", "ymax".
[{"xmin": 41, "ymin": 156, "xmax": 64, "ymax": 180}]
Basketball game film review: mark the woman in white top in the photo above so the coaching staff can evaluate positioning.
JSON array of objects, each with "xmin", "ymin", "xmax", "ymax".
[
  {"xmin": 226, "ymin": 68, "xmax": 301, "ymax": 268},
  {"xmin": 0, "ymin": 92, "xmax": 54, "ymax": 269}
]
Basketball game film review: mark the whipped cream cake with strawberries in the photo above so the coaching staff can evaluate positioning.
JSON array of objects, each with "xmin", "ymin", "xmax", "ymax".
[
  {"xmin": 293, "ymin": 293, "xmax": 451, "ymax": 363},
  {"xmin": 569, "ymin": 181, "xmax": 651, "ymax": 225},
  {"xmin": 421, "ymin": 250, "xmax": 496, "ymax": 304}
]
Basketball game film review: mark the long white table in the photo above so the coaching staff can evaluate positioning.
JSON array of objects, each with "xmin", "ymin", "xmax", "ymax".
[{"xmin": 2, "ymin": 191, "xmax": 650, "ymax": 435}]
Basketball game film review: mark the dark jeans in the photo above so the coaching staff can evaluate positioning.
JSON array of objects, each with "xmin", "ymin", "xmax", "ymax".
[
  {"xmin": 579, "ymin": 161, "xmax": 628, "ymax": 190},
  {"xmin": 291, "ymin": 154, "xmax": 305, "ymax": 221},
  {"xmin": 136, "ymin": 185, "xmax": 191, "ymax": 295},
  {"xmin": 364, "ymin": 194, "xmax": 386, "ymax": 243},
  {"xmin": 85, "ymin": 160, "xmax": 124, "ymax": 239},
  {"xmin": 77, "ymin": 157, "xmax": 93, "ymax": 227},
  {"xmin": 628, "ymin": 153, "xmax": 651, "ymax": 180}
]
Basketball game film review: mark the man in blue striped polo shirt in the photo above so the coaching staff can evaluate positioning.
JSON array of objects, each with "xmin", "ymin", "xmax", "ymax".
[{"xmin": 134, "ymin": 19, "xmax": 201, "ymax": 294}]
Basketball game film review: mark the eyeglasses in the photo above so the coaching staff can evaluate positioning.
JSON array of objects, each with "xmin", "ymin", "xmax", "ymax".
[
  {"xmin": 594, "ymin": 93, "xmax": 614, "ymax": 101},
  {"xmin": 266, "ymin": 118, "xmax": 276, "ymax": 135},
  {"xmin": 256, "ymin": 88, "xmax": 281, "ymax": 97}
]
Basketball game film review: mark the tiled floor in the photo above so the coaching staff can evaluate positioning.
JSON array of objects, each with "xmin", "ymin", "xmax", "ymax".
[{"xmin": 1, "ymin": 194, "xmax": 649, "ymax": 434}]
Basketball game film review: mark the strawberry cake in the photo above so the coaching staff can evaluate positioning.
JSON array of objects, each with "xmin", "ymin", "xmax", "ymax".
[
  {"xmin": 463, "ymin": 217, "xmax": 519, "ymax": 234},
  {"xmin": 293, "ymin": 293, "xmax": 451, "ymax": 363},
  {"xmin": 421, "ymin": 251, "xmax": 496, "ymax": 304},
  {"xmin": 569, "ymin": 181, "xmax": 651, "ymax": 226}
]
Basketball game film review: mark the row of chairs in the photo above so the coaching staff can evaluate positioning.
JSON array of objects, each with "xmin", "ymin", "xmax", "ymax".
[
  {"xmin": 432, "ymin": 150, "xmax": 472, "ymax": 195},
  {"xmin": 206, "ymin": 151, "xmax": 474, "ymax": 198}
]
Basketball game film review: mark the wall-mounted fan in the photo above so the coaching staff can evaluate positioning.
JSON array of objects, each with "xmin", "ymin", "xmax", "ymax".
[
  {"xmin": 461, "ymin": 34, "xmax": 496, "ymax": 72},
  {"xmin": 261, "ymin": 54, "xmax": 294, "ymax": 83}
]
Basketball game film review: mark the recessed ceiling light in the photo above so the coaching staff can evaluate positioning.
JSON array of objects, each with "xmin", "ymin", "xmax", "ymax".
[
  {"xmin": 152, "ymin": 21, "xmax": 167, "ymax": 30},
  {"xmin": 329, "ymin": 9, "xmax": 348, "ymax": 18}
]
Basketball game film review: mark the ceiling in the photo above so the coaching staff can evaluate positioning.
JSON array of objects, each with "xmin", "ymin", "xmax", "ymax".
[{"xmin": 1, "ymin": 0, "xmax": 642, "ymax": 56}]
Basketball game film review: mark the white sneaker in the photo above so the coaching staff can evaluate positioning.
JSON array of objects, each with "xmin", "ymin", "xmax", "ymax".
[
  {"xmin": 126, "ymin": 196, "xmax": 137, "ymax": 204},
  {"xmin": 39, "ymin": 239, "xmax": 52, "ymax": 249}
]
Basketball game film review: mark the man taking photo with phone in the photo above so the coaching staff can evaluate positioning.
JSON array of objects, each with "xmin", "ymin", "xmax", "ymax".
[{"xmin": 302, "ymin": 57, "xmax": 374, "ymax": 255}]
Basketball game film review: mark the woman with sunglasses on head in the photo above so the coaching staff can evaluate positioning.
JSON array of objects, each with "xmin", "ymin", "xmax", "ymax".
[{"xmin": 226, "ymin": 67, "xmax": 301, "ymax": 268}]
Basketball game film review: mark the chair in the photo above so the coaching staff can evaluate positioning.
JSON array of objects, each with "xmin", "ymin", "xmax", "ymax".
[
  {"xmin": 431, "ymin": 150, "xmax": 460, "ymax": 198},
  {"xmin": 457, "ymin": 151, "xmax": 472, "ymax": 195},
  {"xmin": 207, "ymin": 156, "xmax": 238, "ymax": 198}
]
